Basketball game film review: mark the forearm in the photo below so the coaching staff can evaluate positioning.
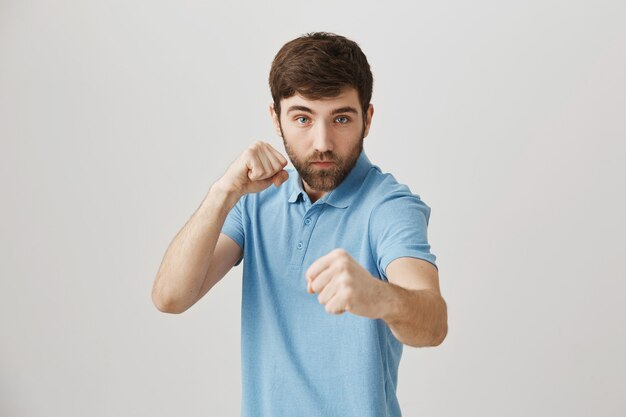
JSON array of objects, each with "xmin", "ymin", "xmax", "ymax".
[
  {"xmin": 152, "ymin": 182, "xmax": 240, "ymax": 313},
  {"xmin": 379, "ymin": 283, "xmax": 448, "ymax": 347}
]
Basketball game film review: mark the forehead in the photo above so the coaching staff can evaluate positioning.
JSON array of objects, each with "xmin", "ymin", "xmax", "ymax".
[{"xmin": 281, "ymin": 87, "xmax": 360, "ymax": 113}]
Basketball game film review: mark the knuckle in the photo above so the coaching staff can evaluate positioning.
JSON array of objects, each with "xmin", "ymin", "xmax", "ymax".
[
  {"xmin": 249, "ymin": 142, "xmax": 262, "ymax": 153},
  {"xmin": 343, "ymin": 287, "xmax": 353, "ymax": 299},
  {"xmin": 339, "ymin": 276, "xmax": 352, "ymax": 290},
  {"xmin": 249, "ymin": 170, "xmax": 264, "ymax": 180},
  {"xmin": 338, "ymin": 258, "xmax": 350, "ymax": 272}
]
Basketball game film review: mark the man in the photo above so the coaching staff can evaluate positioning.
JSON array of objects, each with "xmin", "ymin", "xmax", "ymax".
[{"xmin": 152, "ymin": 32, "xmax": 448, "ymax": 417}]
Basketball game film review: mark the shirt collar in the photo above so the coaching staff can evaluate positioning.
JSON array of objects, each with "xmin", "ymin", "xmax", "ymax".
[
  {"xmin": 287, "ymin": 173, "xmax": 306, "ymax": 204},
  {"xmin": 287, "ymin": 150, "xmax": 373, "ymax": 209}
]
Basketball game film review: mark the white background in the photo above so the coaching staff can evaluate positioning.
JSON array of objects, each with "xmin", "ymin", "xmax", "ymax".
[{"xmin": 1, "ymin": 1, "xmax": 625, "ymax": 416}]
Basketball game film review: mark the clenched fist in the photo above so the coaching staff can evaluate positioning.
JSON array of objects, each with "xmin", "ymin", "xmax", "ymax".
[
  {"xmin": 306, "ymin": 249, "xmax": 388, "ymax": 318},
  {"xmin": 217, "ymin": 141, "xmax": 290, "ymax": 197}
]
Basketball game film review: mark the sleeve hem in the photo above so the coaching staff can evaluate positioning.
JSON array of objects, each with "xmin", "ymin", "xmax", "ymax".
[{"xmin": 380, "ymin": 251, "xmax": 438, "ymax": 280}]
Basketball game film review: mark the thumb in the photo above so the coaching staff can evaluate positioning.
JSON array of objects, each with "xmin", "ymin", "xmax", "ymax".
[{"xmin": 271, "ymin": 170, "xmax": 289, "ymax": 187}]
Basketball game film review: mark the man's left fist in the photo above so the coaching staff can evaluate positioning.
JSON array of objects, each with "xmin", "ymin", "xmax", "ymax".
[{"xmin": 305, "ymin": 248, "xmax": 387, "ymax": 318}]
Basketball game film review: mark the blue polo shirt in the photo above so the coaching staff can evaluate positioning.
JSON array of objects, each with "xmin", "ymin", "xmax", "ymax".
[{"xmin": 221, "ymin": 149, "xmax": 437, "ymax": 417}]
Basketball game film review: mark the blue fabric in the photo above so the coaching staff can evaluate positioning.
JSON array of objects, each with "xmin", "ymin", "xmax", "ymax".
[{"xmin": 221, "ymin": 150, "xmax": 437, "ymax": 417}]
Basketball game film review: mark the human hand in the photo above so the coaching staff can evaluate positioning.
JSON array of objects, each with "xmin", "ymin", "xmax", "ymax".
[
  {"xmin": 305, "ymin": 249, "xmax": 387, "ymax": 318},
  {"xmin": 216, "ymin": 141, "xmax": 289, "ymax": 197}
]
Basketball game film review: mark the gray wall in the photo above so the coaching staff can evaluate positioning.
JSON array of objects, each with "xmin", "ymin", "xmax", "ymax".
[{"xmin": 1, "ymin": 1, "xmax": 625, "ymax": 416}]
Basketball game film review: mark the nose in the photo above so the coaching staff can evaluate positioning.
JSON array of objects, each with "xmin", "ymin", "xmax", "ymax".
[{"xmin": 311, "ymin": 121, "xmax": 334, "ymax": 154}]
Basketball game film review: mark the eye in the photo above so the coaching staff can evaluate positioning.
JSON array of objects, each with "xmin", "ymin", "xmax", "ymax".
[
  {"xmin": 295, "ymin": 116, "xmax": 310, "ymax": 124},
  {"xmin": 335, "ymin": 116, "xmax": 350, "ymax": 124}
]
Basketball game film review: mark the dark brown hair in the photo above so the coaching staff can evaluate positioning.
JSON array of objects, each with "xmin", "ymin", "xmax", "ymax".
[{"xmin": 269, "ymin": 32, "xmax": 373, "ymax": 124}]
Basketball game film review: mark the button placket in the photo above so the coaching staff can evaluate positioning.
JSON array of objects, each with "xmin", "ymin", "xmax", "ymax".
[{"xmin": 292, "ymin": 206, "xmax": 324, "ymax": 266}]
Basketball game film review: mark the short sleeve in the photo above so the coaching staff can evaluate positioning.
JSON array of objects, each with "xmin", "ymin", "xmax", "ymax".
[
  {"xmin": 369, "ymin": 192, "xmax": 437, "ymax": 280},
  {"xmin": 221, "ymin": 194, "xmax": 245, "ymax": 266}
]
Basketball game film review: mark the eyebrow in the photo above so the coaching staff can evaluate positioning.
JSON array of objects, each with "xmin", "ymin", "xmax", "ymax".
[{"xmin": 286, "ymin": 105, "xmax": 359, "ymax": 116}]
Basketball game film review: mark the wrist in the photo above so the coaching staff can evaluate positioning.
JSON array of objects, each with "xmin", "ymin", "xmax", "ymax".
[
  {"xmin": 205, "ymin": 181, "xmax": 242, "ymax": 209},
  {"xmin": 377, "ymin": 281, "xmax": 403, "ymax": 323}
]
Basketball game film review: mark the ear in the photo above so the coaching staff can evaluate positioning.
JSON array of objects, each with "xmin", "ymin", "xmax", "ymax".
[
  {"xmin": 269, "ymin": 103, "xmax": 282, "ymax": 137},
  {"xmin": 363, "ymin": 103, "xmax": 374, "ymax": 138}
]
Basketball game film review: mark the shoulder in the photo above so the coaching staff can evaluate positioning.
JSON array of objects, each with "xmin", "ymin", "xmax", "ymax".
[
  {"xmin": 362, "ymin": 165, "xmax": 430, "ymax": 216},
  {"xmin": 358, "ymin": 166, "xmax": 432, "ymax": 236}
]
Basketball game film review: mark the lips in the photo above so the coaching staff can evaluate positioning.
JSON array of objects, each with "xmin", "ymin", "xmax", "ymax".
[{"xmin": 311, "ymin": 161, "xmax": 335, "ymax": 167}]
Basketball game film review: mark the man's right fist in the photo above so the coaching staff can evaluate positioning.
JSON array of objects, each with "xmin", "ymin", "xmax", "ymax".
[{"xmin": 217, "ymin": 141, "xmax": 290, "ymax": 197}]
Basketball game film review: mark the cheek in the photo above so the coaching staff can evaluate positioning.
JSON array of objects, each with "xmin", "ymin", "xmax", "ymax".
[
  {"xmin": 336, "ymin": 132, "xmax": 362, "ymax": 150},
  {"xmin": 283, "ymin": 136, "xmax": 308, "ymax": 158},
  {"xmin": 283, "ymin": 129, "xmax": 311, "ymax": 149}
]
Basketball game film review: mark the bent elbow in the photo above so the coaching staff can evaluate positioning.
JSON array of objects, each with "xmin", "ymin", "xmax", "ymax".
[
  {"xmin": 432, "ymin": 297, "xmax": 448, "ymax": 346},
  {"xmin": 151, "ymin": 286, "xmax": 188, "ymax": 314},
  {"xmin": 432, "ymin": 322, "xmax": 448, "ymax": 346}
]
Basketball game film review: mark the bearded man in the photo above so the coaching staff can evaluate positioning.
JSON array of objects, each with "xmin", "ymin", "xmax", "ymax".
[{"xmin": 152, "ymin": 31, "xmax": 448, "ymax": 417}]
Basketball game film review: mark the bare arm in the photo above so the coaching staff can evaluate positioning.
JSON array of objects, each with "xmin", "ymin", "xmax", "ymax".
[
  {"xmin": 151, "ymin": 184, "xmax": 241, "ymax": 314},
  {"xmin": 306, "ymin": 251, "xmax": 447, "ymax": 347},
  {"xmin": 151, "ymin": 141, "xmax": 289, "ymax": 314},
  {"xmin": 381, "ymin": 257, "xmax": 448, "ymax": 347}
]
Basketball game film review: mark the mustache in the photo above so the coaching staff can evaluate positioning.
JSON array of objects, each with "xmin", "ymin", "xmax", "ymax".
[{"xmin": 308, "ymin": 152, "xmax": 339, "ymax": 163}]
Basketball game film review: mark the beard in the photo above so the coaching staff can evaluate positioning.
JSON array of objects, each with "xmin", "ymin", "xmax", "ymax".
[{"xmin": 281, "ymin": 127, "xmax": 364, "ymax": 192}]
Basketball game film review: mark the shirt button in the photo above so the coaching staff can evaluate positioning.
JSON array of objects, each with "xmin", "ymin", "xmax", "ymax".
[
  {"xmin": 297, "ymin": 242, "xmax": 303, "ymax": 250},
  {"xmin": 304, "ymin": 218, "xmax": 312, "ymax": 225}
]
